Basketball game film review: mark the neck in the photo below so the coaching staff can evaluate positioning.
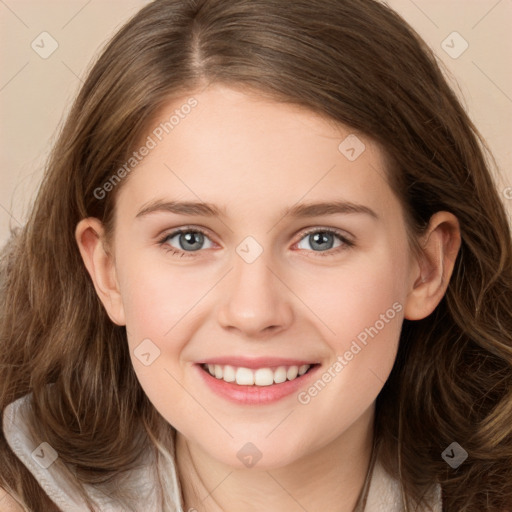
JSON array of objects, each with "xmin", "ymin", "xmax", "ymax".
[{"xmin": 175, "ymin": 405, "xmax": 375, "ymax": 512}]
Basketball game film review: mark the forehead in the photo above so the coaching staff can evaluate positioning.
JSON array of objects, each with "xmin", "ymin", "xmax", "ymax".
[{"xmin": 116, "ymin": 85, "xmax": 399, "ymax": 223}]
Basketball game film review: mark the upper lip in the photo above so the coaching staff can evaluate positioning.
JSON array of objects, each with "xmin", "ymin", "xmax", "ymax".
[{"xmin": 197, "ymin": 357, "xmax": 319, "ymax": 369}]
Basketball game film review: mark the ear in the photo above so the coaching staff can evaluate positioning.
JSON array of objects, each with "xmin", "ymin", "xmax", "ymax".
[
  {"xmin": 75, "ymin": 218, "xmax": 126, "ymax": 326},
  {"xmin": 404, "ymin": 211, "xmax": 461, "ymax": 320}
]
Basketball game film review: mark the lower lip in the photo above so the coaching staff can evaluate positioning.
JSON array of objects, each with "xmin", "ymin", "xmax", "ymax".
[{"xmin": 195, "ymin": 364, "xmax": 321, "ymax": 405}]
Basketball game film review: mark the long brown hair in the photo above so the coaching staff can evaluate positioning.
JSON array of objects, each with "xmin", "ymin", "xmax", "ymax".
[{"xmin": 1, "ymin": 0, "xmax": 511, "ymax": 510}]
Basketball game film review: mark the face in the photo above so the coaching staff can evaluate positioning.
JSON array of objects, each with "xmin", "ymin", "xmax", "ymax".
[{"xmin": 85, "ymin": 84, "xmax": 424, "ymax": 469}]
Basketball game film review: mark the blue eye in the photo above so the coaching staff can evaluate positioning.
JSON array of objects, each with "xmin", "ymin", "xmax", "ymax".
[
  {"xmin": 158, "ymin": 227, "xmax": 354, "ymax": 258},
  {"xmin": 295, "ymin": 228, "xmax": 354, "ymax": 257},
  {"xmin": 159, "ymin": 228, "xmax": 214, "ymax": 257}
]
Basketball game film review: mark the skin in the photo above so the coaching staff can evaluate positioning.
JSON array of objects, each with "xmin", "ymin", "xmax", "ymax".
[
  {"xmin": 75, "ymin": 84, "xmax": 461, "ymax": 512},
  {"xmin": 0, "ymin": 489, "xmax": 24, "ymax": 512}
]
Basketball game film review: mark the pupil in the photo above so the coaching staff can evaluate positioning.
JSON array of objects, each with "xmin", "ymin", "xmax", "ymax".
[
  {"xmin": 181, "ymin": 232, "xmax": 203, "ymax": 251},
  {"xmin": 311, "ymin": 232, "xmax": 333, "ymax": 250}
]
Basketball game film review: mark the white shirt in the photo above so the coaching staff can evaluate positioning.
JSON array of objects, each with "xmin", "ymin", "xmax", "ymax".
[{"xmin": 3, "ymin": 393, "xmax": 442, "ymax": 511}]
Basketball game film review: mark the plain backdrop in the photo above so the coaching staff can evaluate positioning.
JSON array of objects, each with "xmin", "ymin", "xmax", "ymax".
[{"xmin": 1, "ymin": 0, "xmax": 511, "ymax": 246}]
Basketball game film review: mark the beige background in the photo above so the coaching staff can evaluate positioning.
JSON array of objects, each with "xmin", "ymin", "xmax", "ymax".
[{"xmin": 1, "ymin": 0, "xmax": 511, "ymax": 247}]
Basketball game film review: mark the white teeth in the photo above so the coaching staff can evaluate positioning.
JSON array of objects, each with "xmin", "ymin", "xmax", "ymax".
[
  {"xmin": 286, "ymin": 366, "xmax": 298, "ymax": 380},
  {"xmin": 236, "ymin": 367, "xmax": 254, "ymax": 385},
  {"xmin": 254, "ymin": 368, "xmax": 274, "ymax": 386},
  {"xmin": 298, "ymin": 364, "xmax": 309, "ymax": 376},
  {"xmin": 204, "ymin": 363, "xmax": 312, "ymax": 386},
  {"xmin": 273, "ymin": 366, "xmax": 287, "ymax": 384},
  {"xmin": 223, "ymin": 365, "xmax": 236, "ymax": 382}
]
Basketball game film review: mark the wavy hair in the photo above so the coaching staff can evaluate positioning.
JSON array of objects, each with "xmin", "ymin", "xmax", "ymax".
[{"xmin": 1, "ymin": 0, "xmax": 511, "ymax": 510}]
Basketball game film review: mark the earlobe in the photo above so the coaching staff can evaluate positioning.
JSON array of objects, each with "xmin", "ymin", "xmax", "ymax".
[
  {"xmin": 75, "ymin": 218, "xmax": 126, "ymax": 326},
  {"xmin": 404, "ymin": 212, "xmax": 461, "ymax": 321}
]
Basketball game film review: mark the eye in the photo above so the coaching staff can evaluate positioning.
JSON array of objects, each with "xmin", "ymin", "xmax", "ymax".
[
  {"xmin": 158, "ymin": 227, "xmax": 215, "ymax": 257},
  {"xmin": 158, "ymin": 226, "xmax": 354, "ymax": 258},
  {"xmin": 295, "ymin": 228, "xmax": 354, "ymax": 256}
]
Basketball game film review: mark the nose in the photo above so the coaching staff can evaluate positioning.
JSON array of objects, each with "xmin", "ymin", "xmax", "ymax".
[{"xmin": 217, "ymin": 249, "xmax": 294, "ymax": 338}]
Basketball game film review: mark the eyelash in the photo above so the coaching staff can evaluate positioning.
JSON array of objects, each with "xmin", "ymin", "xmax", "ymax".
[{"xmin": 157, "ymin": 226, "xmax": 355, "ymax": 258}]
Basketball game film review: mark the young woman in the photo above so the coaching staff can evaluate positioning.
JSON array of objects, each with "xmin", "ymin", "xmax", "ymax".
[{"xmin": 1, "ymin": 1, "xmax": 511, "ymax": 511}]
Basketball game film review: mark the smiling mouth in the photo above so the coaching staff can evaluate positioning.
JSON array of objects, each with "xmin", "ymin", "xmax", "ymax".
[{"xmin": 201, "ymin": 363, "xmax": 318, "ymax": 387}]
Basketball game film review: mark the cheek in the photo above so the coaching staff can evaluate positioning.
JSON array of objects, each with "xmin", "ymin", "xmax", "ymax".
[
  {"xmin": 300, "ymin": 246, "xmax": 408, "ymax": 346},
  {"xmin": 293, "ymin": 245, "xmax": 408, "ymax": 407},
  {"xmin": 291, "ymin": 265, "xmax": 404, "ymax": 445},
  {"xmin": 114, "ymin": 254, "xmax": 217, "ymax": 411},
  {"xmin": 116, "ymin": 254, "xmax": 209, "ymax": 340},
  {"xmin": 116, "ymin": 258, "xmax": 200, "ymax": 416}
]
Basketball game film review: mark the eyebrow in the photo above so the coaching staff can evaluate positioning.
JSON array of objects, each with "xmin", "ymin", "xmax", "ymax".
[{"xmin": 135, "ymin": 199, "xmax": 378, "ymax": 220}]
